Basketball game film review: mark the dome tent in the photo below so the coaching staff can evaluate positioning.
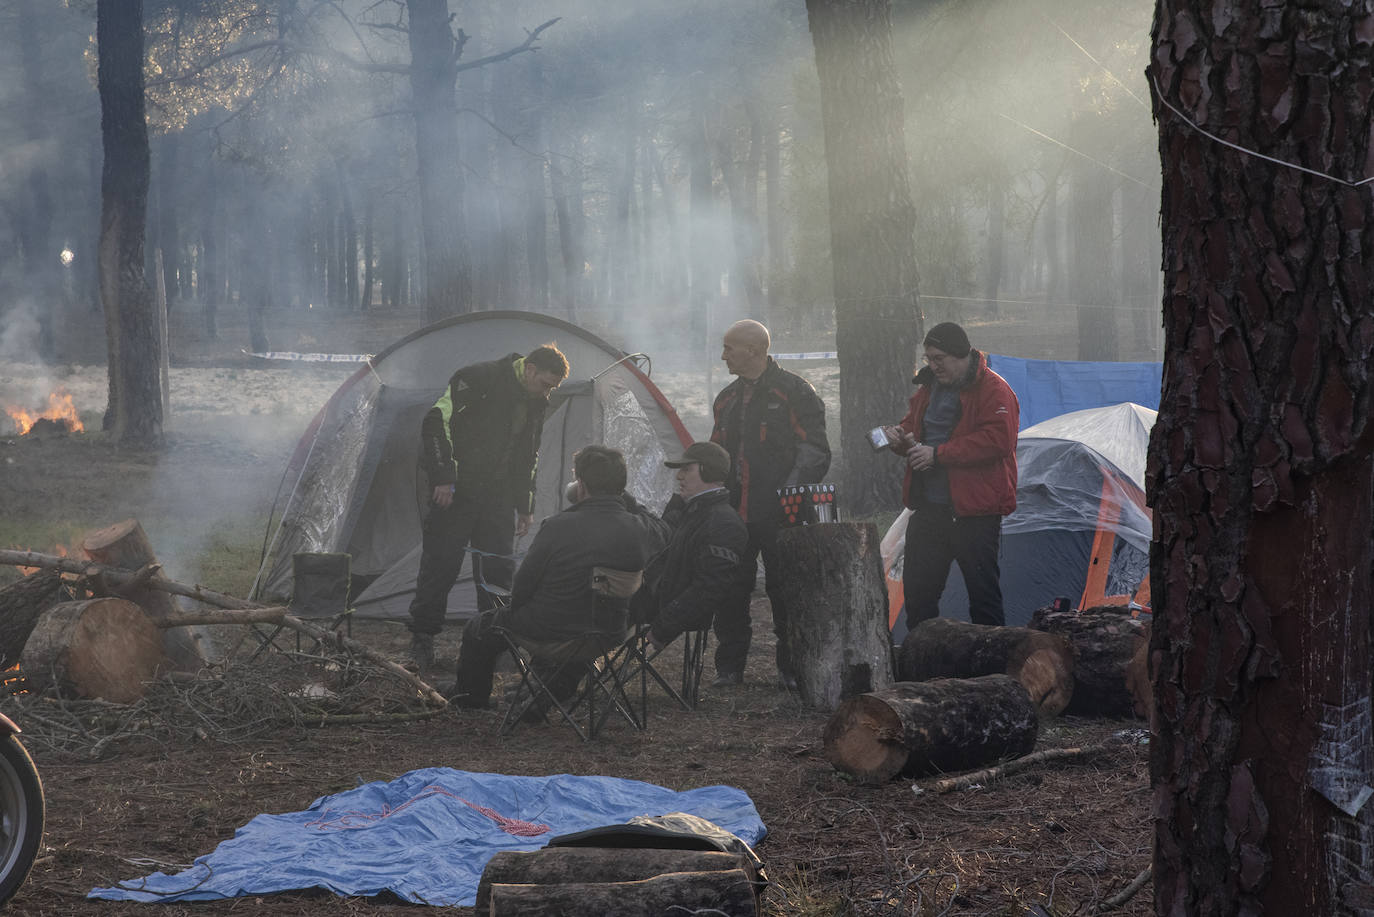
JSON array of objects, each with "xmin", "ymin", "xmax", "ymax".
[
  {"xmin": 882, "ymin": 403, "xmax": 1155, "ymax": 638},
  {"xmin": 251, "ymin": 312, "xmax": 692, "ymax": 623}
]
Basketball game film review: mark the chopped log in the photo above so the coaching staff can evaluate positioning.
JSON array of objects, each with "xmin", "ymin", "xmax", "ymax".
[
  {"xmin": 896, "ymin": 617, "xmax": 1074, "ymax": 717},
  {"xmin": 477, "ymin": 848, "xmax": 750, "ymax": 911},
  {"xmin": 487, "ymin": 869, "xmax": 758, "ymax": 916},
  {"xmin": 80, "ymin": 520, "xmax": 210, "ymax": 671},
  {"xmin": 20, "ymin": 598, "xmax": 166, "ymax": 703},
  {"xmin": 770, "ymin": 522, "xmax": 894, "ymax": 709},
  {"xmin": 822, "ymin": 675, "xmax": 1039, "ymax": 784},
  {"xmin": 0, "ymin": 570, "xmax": 66, "ymax": 667},
  {"xmin": 1125, "ymin": 621, "xmax": 1153, "ymax": 722},
  {"xmin": 1026, "ymin": 605, "xmax": 1148, "ymax": 717}
]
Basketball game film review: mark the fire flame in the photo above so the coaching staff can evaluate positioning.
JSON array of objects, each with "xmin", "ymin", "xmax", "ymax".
[{"xmin": 4, "ymin": 389, "xmax": 84, "ymax": 435}]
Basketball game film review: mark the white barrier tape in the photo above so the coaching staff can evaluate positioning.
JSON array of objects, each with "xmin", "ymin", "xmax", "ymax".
[
  {"xmin": 244, "ymin": 350, "xmax": 373, "ymax": 363},
  {"xmin": 772, "ymin": 351, "xmax": 837, "ymax": 360}
]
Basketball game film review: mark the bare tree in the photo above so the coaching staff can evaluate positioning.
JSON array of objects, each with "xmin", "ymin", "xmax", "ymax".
[
  {"xmin": 97, "ymin": 0, "xmax": 161, "ymax": 444},
  {"xmin": 1149, "ymin": 1, "xmax": 1374, "ymax": 913},
  {"xmin": 804, "ymin": 0, "xmax": 922, "ymax": 513}
]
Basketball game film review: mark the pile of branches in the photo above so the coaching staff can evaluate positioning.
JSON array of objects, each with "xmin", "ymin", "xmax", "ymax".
[
  {"xmin": 2, "ymin": 651, "xmax": 443, "ymax": 762},
  {"xmin": 0, "ymin": 550, "xmax": 448, "ymax": 760}
]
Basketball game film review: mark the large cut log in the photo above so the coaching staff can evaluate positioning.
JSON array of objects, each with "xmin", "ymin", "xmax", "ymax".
[
  {"xmin": 896, "ymin": 617, "xmax": 1073, "ymax": 717},
  {"xmin": 81, "ymin": 519, "xmax": 211, "ymax": 671},
  {"xmin": 1026, "ymin": 604, "xmax": 1148, "ymax": 717},
  {"xmin": 477, "ymin": 848, "xmax": 751, "ymax": 911},
  {"xmin": 770, "ymin": 522, "xmax": 893, "ymax": 709},
  {"xmin": 0, "ymin": 570, "xmax": 65, "ymax": 667},
  {"xmin": 20, "ymin": 598, "xmax": 166, "ymax": 703},
  {"xmin": 487, "ymin": 869, "xmax": 758, "ymax": 916},
  {"xmin": 823, "ymin": 675, "xmax": 1040, "ymax": 784}
]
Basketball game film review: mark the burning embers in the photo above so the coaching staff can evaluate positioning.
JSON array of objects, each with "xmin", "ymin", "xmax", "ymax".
[{"xmin": 3, "ymin": 390, "xmax": 84, "ymax": 436}]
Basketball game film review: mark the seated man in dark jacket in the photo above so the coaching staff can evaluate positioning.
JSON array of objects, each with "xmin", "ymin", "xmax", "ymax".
[
  {"xmin": 449, "ymin": 445, "xmax": 668, "ymax": 709},
  {"xmin": 637, "ymin": 442, "xmax": 752, "ymax": 682}
]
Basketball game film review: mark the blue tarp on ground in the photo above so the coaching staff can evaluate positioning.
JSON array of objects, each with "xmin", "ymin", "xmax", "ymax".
[
  {"xmin": 88, "ymin": 768, "xmax": 766, "ymax": 908},
  {"xmin": 987, "ymin": 354, "xmax": 1162, "ymax": 430}
]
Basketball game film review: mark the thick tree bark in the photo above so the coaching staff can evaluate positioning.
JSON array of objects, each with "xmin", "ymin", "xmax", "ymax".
[
  {"xmin": 21, "ymin": 598, "xmax": 166, "ymax": 704},
  {"xmin": 805, "ymin": 0, "xmax": 923, "ymax": 515},
  {"xmin": 771, "ymin": 523, "xmax": 893, "ymax": 710},
  {"xmin": 823, "ymin": 676, "xmax": 1039, "ymax": 784},
  {"xmin": 408, "ymin": 0, "xmax": 472, "ymax": 320},
  {"xmin": 897, "ymin": 616, "xmax": 1074, "ymax": 717},
  {"xmin": 0, "ymin": 570, "xmax": 65, "ymax": 669},
  {"xmin": 1026, "ymin": 605, "xmax": 1147, "ymax": 718},
  {"xmin": 1149, "ymin": 3, "xmax": 1374, "ymax": 913},
  {"xmin": 97, "ymin": 0, "xmax": 162, "ymax": 444},
  {"xmin": 476, "ymin": 849, "xmax": 750, "ymax": 911},
  {"xmin": 488, "ymin": 870, "xmax": 758, "ymax": 917}
]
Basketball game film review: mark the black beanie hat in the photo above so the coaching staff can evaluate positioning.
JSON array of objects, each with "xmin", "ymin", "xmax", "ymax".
[{"xmin": 923, "ymin": 322, "xmax": 971, "ymax": 358}]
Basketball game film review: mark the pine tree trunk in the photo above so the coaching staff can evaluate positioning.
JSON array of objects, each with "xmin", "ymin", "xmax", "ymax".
[
  {"xmin": 804, "ymin": 0, "xmax": 922, "ymax": 515},
  {"xmin": 1150, "ymin": 3, "xmax": 1374, "ymax": 913},
  {"xmin": 97, "ymin": 0, "xmax": 161, "ymax": 444},
  {"xmin": 408, "ymin": 0, "xmax": 471, "ymax": 320}
]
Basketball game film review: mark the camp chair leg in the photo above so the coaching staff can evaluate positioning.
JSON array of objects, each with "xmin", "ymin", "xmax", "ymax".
[{"xmin": 495, "ymin": 629, "xmax": 643, "ymax": 741}]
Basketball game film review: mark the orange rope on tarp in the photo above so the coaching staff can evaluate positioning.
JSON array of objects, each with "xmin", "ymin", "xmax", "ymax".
[{"xmin": 306, "ymin": 785, "xmax": 551, "ymax": 836}]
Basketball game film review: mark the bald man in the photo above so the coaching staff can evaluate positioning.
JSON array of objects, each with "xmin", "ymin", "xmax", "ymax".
[{"xmin": 710, "ymin": 319, "xmax": 831, "ymax": 688}]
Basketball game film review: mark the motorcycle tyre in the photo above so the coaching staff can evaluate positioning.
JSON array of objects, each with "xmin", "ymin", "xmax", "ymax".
[{"xmin": 0, "ymin": 734, "xmax": 43, "ymax": 906}]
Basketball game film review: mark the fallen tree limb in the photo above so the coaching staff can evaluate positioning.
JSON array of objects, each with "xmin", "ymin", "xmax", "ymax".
[
  {"xmin": 1103, "ymin": 865, "xmax": 1152, "ymax": 910},
  {"xmin": 153, "ymin": 606, "xmax": 290, "ymax": 627},
  {"xmin": 0, "ymin": 549, "xmax": 257, "ymax": 610},
  {"xmin": 0, "ymin": 549, "xmax": 447, "ymax": 708},
  {"xmin": 918, "ymin": 744, "xmax": 1101, "ymax": 794}
]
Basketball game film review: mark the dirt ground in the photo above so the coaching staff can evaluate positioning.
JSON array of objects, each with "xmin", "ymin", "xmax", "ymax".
[{"xmin": 0, "ymin": 309, "xmax": 1153, "ymax": 916}]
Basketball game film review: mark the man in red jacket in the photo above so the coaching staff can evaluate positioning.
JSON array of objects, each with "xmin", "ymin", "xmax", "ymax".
[{"xmin": 883, "ymin": 322, "xmax": 1018, "ymax": 629}]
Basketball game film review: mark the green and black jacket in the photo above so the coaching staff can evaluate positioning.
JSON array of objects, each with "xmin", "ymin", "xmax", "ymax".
[{"xmin": 419, "ymin": 353, "xmax": 546, "ymax": 515}]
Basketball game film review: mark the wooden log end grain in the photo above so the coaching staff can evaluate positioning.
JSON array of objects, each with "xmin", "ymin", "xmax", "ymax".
[
  {"xmin": 20, "ymin": 598, "xmax": 167, "ymax": 703},
  {"xmin": 820, "ymin": 692, "xmax": 911, "ymax": 785}
]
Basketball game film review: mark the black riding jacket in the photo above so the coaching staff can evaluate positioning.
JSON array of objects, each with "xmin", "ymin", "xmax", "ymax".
[
  {"xmin": 711, "ymin": 357, "xmax": 831, "ymax": 524},
  {"xmin": 419, "ymin": 353, "xmax": 546, "ymax": 514}
]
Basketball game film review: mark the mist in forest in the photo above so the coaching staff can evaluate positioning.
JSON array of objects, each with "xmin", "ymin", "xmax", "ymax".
[{"xmin": 0, "ymin": 0, "xmax": 1162, "ymax": 381}]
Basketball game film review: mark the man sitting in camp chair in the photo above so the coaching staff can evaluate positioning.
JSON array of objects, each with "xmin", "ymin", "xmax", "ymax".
[
  {"xmin": 635, "ymin": 442, "xmax": 752, "ymax": 676},
  {"xmin": 448, "ymin": 445, "xmax": 669, "ymax": 710}
]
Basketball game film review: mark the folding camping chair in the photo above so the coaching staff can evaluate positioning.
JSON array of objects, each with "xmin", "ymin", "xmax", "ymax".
[
  {"xmin": 620, "ymin": 624, "xmax": 710, "ymax": 712},
  {"xmin": 248, "ymin": 552, "xmax": 353, "ymax": 661},
  {"xmin": 493, "ymin": 566, "xmax": 646, "ymax": 741}
]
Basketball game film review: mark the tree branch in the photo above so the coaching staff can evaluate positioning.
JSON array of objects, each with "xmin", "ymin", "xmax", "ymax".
[{"xmin": 454, "ymin": 17, "xmax": 560, "ymax": 74}]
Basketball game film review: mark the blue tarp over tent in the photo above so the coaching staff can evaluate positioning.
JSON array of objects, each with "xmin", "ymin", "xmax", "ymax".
[
  {"xmin": 88, "ymin": 768, "xmax": 766, "ymax": 908},
  {"xmin": 986, "ymin": 353, "xmax": 1162, "ymax": 429}
]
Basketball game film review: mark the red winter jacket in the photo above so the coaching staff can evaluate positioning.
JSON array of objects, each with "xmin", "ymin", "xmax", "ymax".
[{"xmin": 896, "ymin": 350, "xmax": 1019, "ymax": 517}]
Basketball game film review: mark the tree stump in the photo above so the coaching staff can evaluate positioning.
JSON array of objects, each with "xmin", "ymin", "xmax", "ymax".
[
  {"xmin": 487, "ymin": 869, "xmax": 758, "ymax": 916},
  {"xmin": 1027, "ymin": 604, "xmax": 1148, "ymax": 717},
  {"xmin": 20, "ymin": 598, "xmax": 166, "ymax": 703},
  {"xmin": 81, "ymin": 519, "xmax": 211, "ymax": 671},
  {"xmin": 0, "ymin": 570, "xmax": 66, "ymax": 667},
  {"xmin": 771, "ymin": 522, "xmax": 893, "ymax": 709},
  {"xmin": 823, "ymin": 675, "xmax": 1040, "ymax": 784},
  {"xmin": 476, "ymin": 848, "xmax": 752, "ymax": 911},
  {"xmin": 896, "ymin": 617, "xmax": 1074, "ymax": 717}
]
